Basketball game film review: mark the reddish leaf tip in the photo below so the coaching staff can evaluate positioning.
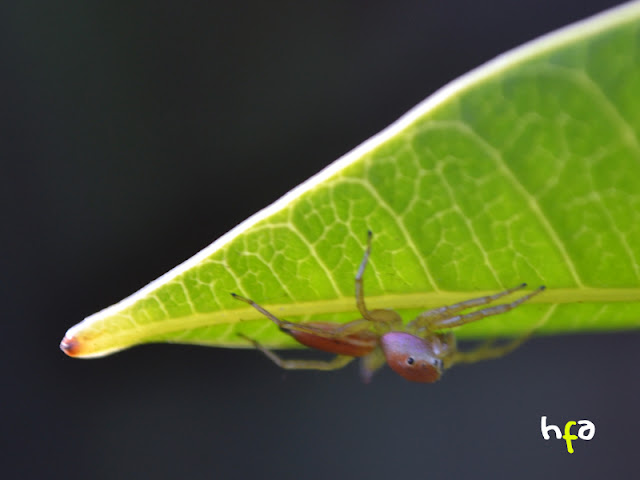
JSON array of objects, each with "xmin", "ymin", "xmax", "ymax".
[{"xmin": 60, "ymin": 335, "xmax": 81, "ymax": 357}]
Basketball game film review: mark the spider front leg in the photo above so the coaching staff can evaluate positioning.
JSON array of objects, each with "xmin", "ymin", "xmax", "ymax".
[
  {"xmin": 425, "ymin": 285, "xmax": 546, "ymax": 331},
  {"xmin": 409, "ymin": 283, "xmax": 528, "ymax": 331},
  {"xmin": 239, "ymin": 334, "xmax": 355, "ymax": 371}
]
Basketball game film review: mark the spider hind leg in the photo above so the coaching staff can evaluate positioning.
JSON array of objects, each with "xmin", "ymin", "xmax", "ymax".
[{"xmin": 239, "ymin": 334, "xmax": 354, "ymax": 371}]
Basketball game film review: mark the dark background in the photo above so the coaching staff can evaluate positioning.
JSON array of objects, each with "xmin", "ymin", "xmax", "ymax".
[{"xmin": 2, "ymin": 1, "xmax": 638, "ymax": 479}]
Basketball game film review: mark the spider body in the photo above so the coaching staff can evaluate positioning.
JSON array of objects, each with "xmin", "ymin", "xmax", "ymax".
[{"xmin": 233, "ymin": 232, "xmax": 545, "ymax": 383}]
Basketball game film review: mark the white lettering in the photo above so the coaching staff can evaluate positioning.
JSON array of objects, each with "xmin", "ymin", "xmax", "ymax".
[{"xmin": 541, "ymin": 416, "xmax": 561, "ymax": 440}]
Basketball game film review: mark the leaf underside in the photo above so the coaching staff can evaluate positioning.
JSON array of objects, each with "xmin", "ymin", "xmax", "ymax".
[{"xmin": 63, "ymin": 2, "xmax": 640, "ymax": 358}]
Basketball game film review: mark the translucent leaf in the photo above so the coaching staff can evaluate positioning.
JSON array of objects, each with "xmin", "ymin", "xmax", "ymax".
[{"xmin": 62, "ymin": 2, "xmax": 640, "ymax": 358}]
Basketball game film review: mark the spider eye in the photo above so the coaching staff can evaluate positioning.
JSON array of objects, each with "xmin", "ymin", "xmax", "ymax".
[{"xmin": 406, "ymin": 357, "xmax": 415, "ymax": 365}]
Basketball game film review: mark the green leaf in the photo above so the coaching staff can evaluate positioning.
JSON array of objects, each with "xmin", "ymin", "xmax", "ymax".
[{"xmin": 62, "ymin": 3, "xmax": 640, "ymax": 358}]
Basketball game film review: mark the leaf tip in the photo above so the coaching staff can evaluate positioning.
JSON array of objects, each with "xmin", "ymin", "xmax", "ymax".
[{"xmin": 59, "ymin": 334, "xmax": 82, "ymax": 357}]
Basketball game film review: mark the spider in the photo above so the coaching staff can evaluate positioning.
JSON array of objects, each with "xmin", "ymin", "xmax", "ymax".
[{"xmin": 232, "ymin": 232, "xmax": 545, "ymax": 383}]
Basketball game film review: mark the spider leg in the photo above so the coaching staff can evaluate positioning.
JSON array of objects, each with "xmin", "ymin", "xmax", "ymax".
[
  {"xmin": 429, "ymin": 285, "xmax": 546, "ymax": 330},
  {"xmin": 358, "ymin": 347, "xmax": 387, "ymax": 384},
  {"xmin": 240, "ymin": 334, "xmax": 355, "ymax": 371},
  {"xmin": 231, "ymin": 293, "xmax": 372, "ymax": 339},
  {"xmin": 232, "ymin": 293, "xmax": 317, "ymax": 334},
  {"xmin": 409, "ymin": 283, "xmax": 528, "ymax": 330},
  {"xmin": 443, "ymin": 310, "xmax": 551, "ymax": 369},
  {"xmin": 355, "ymin": 230, "xmax": 377, "ymax": 322},
  {"xmin": 443, "ymin": 334, "xmax": 531, "ymax": 369},
  {"xmin": 332, "ymin": 318, "xmax": 375, "ymax": 336},
  {"xmin": 353, "ymin": 231, "xmax": 403, "ymax": 330}
]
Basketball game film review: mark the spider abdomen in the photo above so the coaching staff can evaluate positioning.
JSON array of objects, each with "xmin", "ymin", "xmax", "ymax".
[{"xmin": 289, "ymin": 322, "xmax": 377, "ymax": 357}]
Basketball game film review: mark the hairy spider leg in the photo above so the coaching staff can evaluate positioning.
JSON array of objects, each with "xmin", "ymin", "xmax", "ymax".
[
  {"xmin": 425, "ymin": 285, "xmax": 546, "ymax": 331},
  {"xmin": 238, "ymin": 334, "xmax": 355, "ymax": 371},
  {"xmin": 409, "ymin": 283, "xmax": 528, "ymax": 331}
]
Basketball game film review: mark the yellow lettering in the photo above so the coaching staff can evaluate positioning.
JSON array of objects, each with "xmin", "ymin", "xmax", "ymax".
[{"xmin": 563, "ymin": 421, "xmax": 578, "ymax": 453}]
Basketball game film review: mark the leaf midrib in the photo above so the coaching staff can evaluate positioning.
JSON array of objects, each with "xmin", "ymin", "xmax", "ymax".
[{"xmin": 118, "ymin": 286, "xmax": 640, "ymax": 330}]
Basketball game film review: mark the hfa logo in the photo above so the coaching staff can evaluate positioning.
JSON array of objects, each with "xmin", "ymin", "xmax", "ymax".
[{"xmin": 541, "ymin": 416, "xmax": 595, "ymax": 453}]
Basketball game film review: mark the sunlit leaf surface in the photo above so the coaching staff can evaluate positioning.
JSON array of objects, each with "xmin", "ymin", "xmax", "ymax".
[{"xmin": 62, "ymin": 2, "xmax": 640, "ymax": 358}]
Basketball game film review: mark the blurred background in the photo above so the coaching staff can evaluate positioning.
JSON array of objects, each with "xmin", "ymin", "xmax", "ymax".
[{"xmin": 2, "ymin": 1, "xmax": 637, "ymax": 478}]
